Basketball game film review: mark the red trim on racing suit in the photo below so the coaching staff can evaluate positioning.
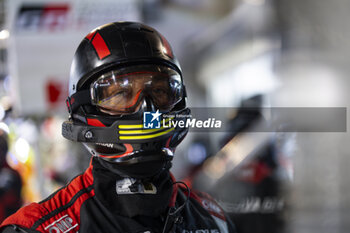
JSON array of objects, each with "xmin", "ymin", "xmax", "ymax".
[{"xmin": 0, "ymin": 159, "xmax": 236, "ymax": 233}]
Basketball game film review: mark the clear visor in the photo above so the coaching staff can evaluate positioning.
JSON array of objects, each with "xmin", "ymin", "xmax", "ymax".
[{"xmin": 91, "ymin": 65, "xmax": 183, "ymax": 115}]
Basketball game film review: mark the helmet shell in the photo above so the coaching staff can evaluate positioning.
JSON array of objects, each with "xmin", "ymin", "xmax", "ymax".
[
  {"xmin": 63, "ymin": 22, "xmax": 189, "ymax": 178},
  {"xmin": 69, "ymin": 22, "xmax": 182, "ymax": 96}
]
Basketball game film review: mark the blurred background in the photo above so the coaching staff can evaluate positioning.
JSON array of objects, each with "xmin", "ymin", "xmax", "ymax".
[{"xmin": 0, "ymin": 0, "xmax": 349, "ymax": 232}]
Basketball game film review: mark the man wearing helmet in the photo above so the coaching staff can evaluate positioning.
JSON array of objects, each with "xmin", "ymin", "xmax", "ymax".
[{"xmin": 0, "ymin": 22, "xmax": 236, "ymax": 233}]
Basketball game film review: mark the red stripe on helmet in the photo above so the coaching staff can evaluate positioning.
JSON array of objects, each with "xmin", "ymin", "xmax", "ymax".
[
  {"xmin": 91, "ymin": 32, "xmax": 111, "ymax": 59},
  {"xmin": 87, "ymin": 118, "xmax": 106, "ymax": 127},
  {"xmin": 85, "ymin": 30, "xmax": 96, "ymax": 41},
  {"xmin": 159, "ymin": 34, "xmax": 174, "ymax": 58}
]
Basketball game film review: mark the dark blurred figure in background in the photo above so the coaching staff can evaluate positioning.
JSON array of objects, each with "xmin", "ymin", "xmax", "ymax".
[
  {"xmin": 210, "ymin": 139, "xmax": 288, "ymax": 233},
  {"xmin": 0, "ymin": 130, "xmax": 22, "ymax": 223},
  {"xmin": 187, "ymin": 95, "xmax": 291, "ymax": 233},
  {"xmin": 221, "ymin": 95, "xmax": 265, "ymax": 146}
]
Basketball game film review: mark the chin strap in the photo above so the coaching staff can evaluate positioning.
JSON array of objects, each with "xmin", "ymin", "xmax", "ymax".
[{"xmin": 161, "ymin": 181, "xmax": 190, "ymax": 233}]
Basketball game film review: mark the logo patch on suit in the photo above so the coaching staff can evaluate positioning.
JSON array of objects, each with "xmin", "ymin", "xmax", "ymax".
[{"xmin": 44, "ymin": 214, "xmax": 78, "ymax": 233}]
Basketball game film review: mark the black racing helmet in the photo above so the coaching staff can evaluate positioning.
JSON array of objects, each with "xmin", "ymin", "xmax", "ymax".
[{"xmin": 62, "ymin": 22, "xmax": 190, "ymax": 178}]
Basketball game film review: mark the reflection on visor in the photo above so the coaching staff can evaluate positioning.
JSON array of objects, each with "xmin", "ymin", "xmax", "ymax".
[{"xmin": 91, "ymin": 65, "xmax": 183, "ymax": 115}]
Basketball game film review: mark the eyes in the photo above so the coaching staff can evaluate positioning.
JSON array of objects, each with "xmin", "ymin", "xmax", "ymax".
[
  {"xmin": 102, "ymin": 87, "xmax": 132, "ymax": 103},
  {"xmin": 151, "ymin": 81, "xmax": 170, "ymax": 94},
  {"xmin": 91, "ymin": 67, "xmax": 183, "ymax": 114}
]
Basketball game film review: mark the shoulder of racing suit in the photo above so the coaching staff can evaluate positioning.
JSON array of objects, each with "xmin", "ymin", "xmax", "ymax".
[
  {"xmin": 0, "ymin": 163, "xmax": 94, "ymax": 233},
  {"xmin": 0, "ymin": 162, "xmax": 236, "ymax": 233},
  {"xmin": 177, "ymin": 186, "xmax": 236, "ymax": 233}
]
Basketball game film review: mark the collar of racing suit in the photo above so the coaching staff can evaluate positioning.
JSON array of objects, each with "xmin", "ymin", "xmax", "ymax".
[{"xmin": 91, "ymin": 157, "xmax": 176, "ymax": 218}]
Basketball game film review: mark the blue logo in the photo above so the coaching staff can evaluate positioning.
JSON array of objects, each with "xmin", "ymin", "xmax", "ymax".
[{"xmin": 143, "ymin": 110, "xmax": 162, "ymax": 129}]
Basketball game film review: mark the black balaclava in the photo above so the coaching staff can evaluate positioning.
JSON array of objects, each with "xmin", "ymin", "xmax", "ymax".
[{"xmin": 92, "ymin": 157, "xmax": 173, "ymax": 218}]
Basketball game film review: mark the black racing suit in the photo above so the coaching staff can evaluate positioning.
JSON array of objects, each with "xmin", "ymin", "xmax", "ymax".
[{"xmin": 0, "ymin": 157, "xmax": 236, "ymax": 233}]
